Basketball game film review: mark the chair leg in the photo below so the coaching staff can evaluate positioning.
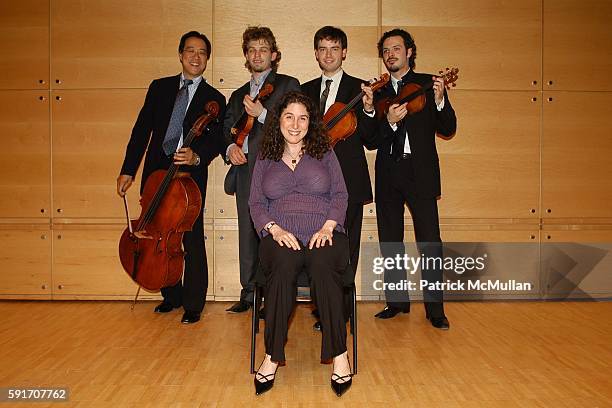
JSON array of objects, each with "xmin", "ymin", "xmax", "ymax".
[
  {"xmin": 254, "ymin": 287, "xmax": 260, "ymax": 334},
  {"xmin": 351, "ymin": 286, "xmax": 357, "ymax": 375},
  {"xmin": 250, "ymin": 286, "xmax": 259, "ymax": 374}
]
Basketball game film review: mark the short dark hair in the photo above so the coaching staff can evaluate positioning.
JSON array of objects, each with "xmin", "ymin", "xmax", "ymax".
[
  {"xmin": 260, "ymin": 91, "xmax": 330, "ymax": 161},
  {"xmin": 242, "ymin": 26, "xmax": 281, "ymax": 71},
  {"xmin": 178, "ymin": 31, "xmax": 212, "ymax": 58},
  {"xmin": 313, "ymin": 26, "xmax": 347, "ymax": 50},
  {"xmin": 377, "ymin": 28, "xmax": 417, "ymax": 70}
]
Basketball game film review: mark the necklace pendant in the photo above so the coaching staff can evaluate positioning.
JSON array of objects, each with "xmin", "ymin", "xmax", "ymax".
[{"xmin": 291, "ymin": 159, "xmax": 297, "ymax": 164}]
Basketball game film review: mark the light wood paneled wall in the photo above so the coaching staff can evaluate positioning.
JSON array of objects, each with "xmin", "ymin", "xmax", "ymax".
[
  {"xmin": 438, "ymin": 90, "xmax": 541, "ymax": 220},
  {"xmin": 212, "ymin": 0, "xmax": 380, "ymax": 89},
  {"xmin": 0, "ymin": 91, "xmax": 50, "ymax": 218},
  {"xmin": 50, "ymin": 0, "xmax": 214, "ymax": 89},
  {"xmin": 0, "ymin": 0, "xmax": 49, "ymax": 89},
  {"xmin": 542, "ymin": 92, "xmax": 612, "ymax": 219},
  {"xmin": 541, "ymin": 228, "xmax": 612, "ymax": 299},
  {"xmin": 51, "ymin": 89, "xmax": 146, "ymax": 219},
  {"xmin": 382, "ymin": 0, "xmax": 543, "ymax": 91},
  {"xmin": 544, "ymin": 0, "xmax": 612, "ymax": 91},
  {"xmin": 0, "ymin": 0, "xmax": 611, "ymax": 299},
  {"xmin": 0, "ymin": 225, "xmax": 51, "ymax": 298}
]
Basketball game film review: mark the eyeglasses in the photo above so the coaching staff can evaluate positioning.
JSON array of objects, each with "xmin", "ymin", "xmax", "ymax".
[{"xmin": 182, "ymin": 48, "xmax": 207, "ymax": 57}]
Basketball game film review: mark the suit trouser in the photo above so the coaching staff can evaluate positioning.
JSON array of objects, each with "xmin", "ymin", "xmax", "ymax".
[
  {"xmin": 260, "ymin": 232, "xmax": 349, "ymax": 362},
  {"xmin": 375, "ymin": 156, "xmax": 445, "ymax": 318},
  {"xmin": 161, "ymin": 209, "xmax": 208, "ymax": 312},
  {"xmin": 236, "ymin": 161, "xmax": 259, "ymax": 303},
  {"xmin": 344, "ymin": 202, "xmax": 364, "ymax": 285}
]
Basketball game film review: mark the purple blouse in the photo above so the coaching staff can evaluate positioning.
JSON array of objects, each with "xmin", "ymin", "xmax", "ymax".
[{"xmin": 249, "ymin": 150, "xmax": 348, "ymax": 244}]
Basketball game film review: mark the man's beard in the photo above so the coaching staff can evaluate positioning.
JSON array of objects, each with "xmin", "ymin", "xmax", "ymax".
[{"xmin": 386, "ymin": 63, "xmax": 400, "ymax": 73}]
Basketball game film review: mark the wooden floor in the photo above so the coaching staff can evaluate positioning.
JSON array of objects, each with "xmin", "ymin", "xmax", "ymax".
[{"xmin": 1, "ymin": 301, "xmax": 611, "ymax": 407}]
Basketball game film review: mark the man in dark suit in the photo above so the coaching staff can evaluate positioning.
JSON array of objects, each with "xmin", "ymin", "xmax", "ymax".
[
  {"xmin": 373, "ymin": 28, "xmax": 456, "ymax": 329},
  {"xmin": 301, "ymin": 26, "xmax": 377, "ymax": 329},
  {"xmin": 224, "ymin": 26, "xmax": 300, "ymax": 313},
  {"xmin": 117, "ymin": 31, "xmax": 226, "ymax": 324}
]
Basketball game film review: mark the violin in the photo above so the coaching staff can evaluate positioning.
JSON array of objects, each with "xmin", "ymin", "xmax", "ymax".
[
  {"xmin": 230, "ymin": 83, "xmax": 274, "ymax": 147},
  {"xmin": 118, "ymin": 101, "xmax": 220, "ymax": 295},
  {"xmin": 375, "ymin": 67, "xmax": 459, "ymax": 120},
  {"xmin": 324, "ymin": 74, "xmax": 390, "ymax": 147}
]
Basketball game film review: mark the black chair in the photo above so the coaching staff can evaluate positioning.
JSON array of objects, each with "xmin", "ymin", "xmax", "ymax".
[{"xmin": 250, "ymin": 269, "xmax": 358, "ymax": 374}]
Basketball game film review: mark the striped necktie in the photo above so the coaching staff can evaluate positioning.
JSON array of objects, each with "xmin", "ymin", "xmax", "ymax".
[{"xmin": 320, "ymin": 79, "xmax": 333, "ymax": 114}]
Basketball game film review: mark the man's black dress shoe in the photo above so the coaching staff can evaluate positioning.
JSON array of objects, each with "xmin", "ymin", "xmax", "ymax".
[
  {"xmin": 428, "ymin": 315, "xmax": 450, "ymax": 330},
  {"xmin": 226, "ymin": 300, "xmax": 251, "ymax": 313},
  {"xmin": 181, "ymin": 311, "xmax": 201, "ymax": 324},
  {"xmin": 374, "ymin": 305, "xmax": 409, "ymax": 319},
  {"xmin": 313, "ymin": 321, "xmax": 322, "ymax": 331},
  {"xmin": 154, "ymin": 302, "xmax": 177, "ymax": 313}
]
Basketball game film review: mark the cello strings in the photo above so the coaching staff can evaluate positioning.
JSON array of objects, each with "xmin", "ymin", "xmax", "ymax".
[
  {"xmin": 142, "ymin": 114, "xmax": 207, "ymax": 227},
  {"xmin": 137, "ymin": 127, "xmax": 196, "ymax": 231}
]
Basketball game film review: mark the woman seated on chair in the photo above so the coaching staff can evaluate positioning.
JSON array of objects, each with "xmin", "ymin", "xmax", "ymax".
[{"xmin": 249, "ymin": 91, "xmax": 352, "ymax": 397}]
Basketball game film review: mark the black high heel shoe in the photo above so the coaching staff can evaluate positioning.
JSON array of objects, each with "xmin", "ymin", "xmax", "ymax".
[
  {"xmin": 254, "ymin": 357, "xmax": 278, "ymax": 395},
  {"xmin": 331, "ymin": 373, "xmax": 353, "ymax": 397},
  {"xmin": 331, "ymin": 354, "xmax": 353, "ymax": 397}
]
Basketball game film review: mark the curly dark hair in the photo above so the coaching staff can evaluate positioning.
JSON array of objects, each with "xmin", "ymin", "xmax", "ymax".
[
  {"xmin": 377, "ymin": 28, "xmax": 417, "ymax": 70},
  {"xmin": 242, "ymin": 26, "xmax": 281, "ymax": 72},
  {"xmin": 260, "ymin": 91, "xmax": 330, "ymax": 161}
]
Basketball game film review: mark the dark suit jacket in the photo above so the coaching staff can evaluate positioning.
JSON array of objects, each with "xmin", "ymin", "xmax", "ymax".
[
  {"xmin": 302, "ymin": 72, "xmax": 378, "ymax": 204},
  {"xmin": 120, "ymin": 74, "xmax": 227, "ymax": 196},
  {"xmin": 223, "ymin": 70, "xmax": 301, "ymax": 178},
  {"xmin": 374, "ymin": 70, "xmax": 456, "ymax": 199}
]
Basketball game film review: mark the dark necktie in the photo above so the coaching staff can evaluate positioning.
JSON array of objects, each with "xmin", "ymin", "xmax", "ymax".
[
  {"xmin": 162, "ymin": 79, "xmax": 193, "ymax": 155},
  {"xmin": 391, "ymin": 79, "xmax": 405, "ymax": 159},
  {"xmin": 320, "ymin": 79, "xmax": 333, "ymax": 114}
]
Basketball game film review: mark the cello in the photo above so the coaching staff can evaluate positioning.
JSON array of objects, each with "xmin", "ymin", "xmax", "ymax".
[
  {"xmin": 119, "ymin": 101, "xmax": 220, "ymax": 297},
  {"xmin": 324, "ymin": 74, "xmax": 390, "ymax": 147}
]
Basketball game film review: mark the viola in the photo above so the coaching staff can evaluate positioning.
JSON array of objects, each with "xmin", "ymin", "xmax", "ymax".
[
  {"xmin": 230, "ymin": 83, "xmax": 274, "ymax": 147},
  {"xmin": 118, "ymin": 101, "xmax": 220, "ymax": 294},
  {"xmin": 324, "ymin": 74, "xmax": 390, "ymax": 147},
  {"xmin": 375, "ymin": 67, "xmax": 459, "ymax": 120}
]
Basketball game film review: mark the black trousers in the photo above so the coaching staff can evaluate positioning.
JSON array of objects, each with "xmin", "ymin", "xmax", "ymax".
[
  {"xmin": 161, "ymin": 209, "xmax": 208, "ymax": 312},
  {"xmin": 344, "ymin": 201, "xmax": 364, "ymax": 285},
  {"xmin": 236, "ymin": 161, "xmax": 259, "ymax": 303},
  {"xmin": 312, "ymin": 202, "xmax": 363, "ymax": 320},
  {"xmin": 259, "ymin": 232, "xmax": 349, "ymax": 362},
  {"xmin": 376, "ymin": 156, "xmax": 445, "ymax": 318}
]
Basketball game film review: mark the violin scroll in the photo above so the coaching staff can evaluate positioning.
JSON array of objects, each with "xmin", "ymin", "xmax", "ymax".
[
  {"xmin": 368, "ymin": 73, "xmax": 390, "ymax": 92},
  {"xmin": 192, "ymin": 101, "xmax": 221, "ymax": 136},
  {"xmin": 437, "ymin": 67, "xmax": 459, "ymax": 90}
]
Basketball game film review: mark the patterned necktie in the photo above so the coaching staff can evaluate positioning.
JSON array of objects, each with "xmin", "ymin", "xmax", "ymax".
[
  {"xmin": 392, "ymin": 79, "xmax": 405, "ymax": 159},
  {"xmin": 320, "ymin": 79, "xmax": 333, "ymax": 114},
  {"xmin": 162, "ymin": 79, "xmax": 193, "ymax": 155}
]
